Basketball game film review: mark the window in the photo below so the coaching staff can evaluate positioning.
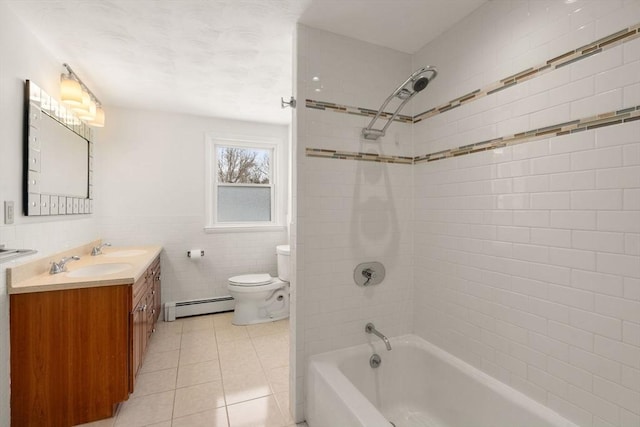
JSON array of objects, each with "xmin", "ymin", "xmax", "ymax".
[
  {"xmin": 205, "ymin": 136, "xmax": 285, "ymax": 231},
  {"xmin": 216, "ymin": 145, "xmax": 272, "ymax": 222}
]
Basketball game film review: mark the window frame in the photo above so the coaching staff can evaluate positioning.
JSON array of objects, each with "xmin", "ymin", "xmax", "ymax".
[{"xmin": 205, "ymin": 135, "xmax": 285, "ymax": 232}]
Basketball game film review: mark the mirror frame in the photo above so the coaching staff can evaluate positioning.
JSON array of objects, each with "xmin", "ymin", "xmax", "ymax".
[{"xmin": 23, "ymin": 80, "xmax": 94, "ymax": 216}]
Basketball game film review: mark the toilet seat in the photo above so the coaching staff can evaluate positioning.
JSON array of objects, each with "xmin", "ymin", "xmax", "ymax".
[
  {"xmin": 228, "ymin": 278, "xmax": 287, "ymax": 294},
  {"xmin": 229, "ymin": 273, "xmax": 274, "ymax": 286}
]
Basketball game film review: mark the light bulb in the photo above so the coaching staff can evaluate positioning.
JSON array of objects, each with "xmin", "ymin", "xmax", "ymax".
[
  {"xmin": 71, "ymin": 90, "xmax": 90, "ymax": 115},
  {"xmin": 89, "ymin": 106, "xmax": 105, "ymax": 127},
  {"xmin": 60, "ymin": 74, "xmax": 83, "ymax": 106},
  {"xmin": 78, "ymin": 100, "xmax": 97, "ymax": 121}
]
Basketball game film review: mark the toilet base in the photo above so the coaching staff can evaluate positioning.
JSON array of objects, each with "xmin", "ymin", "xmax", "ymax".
[
  {"xmin": 232, "ymin": 310, "xmax": 289, "ymax": 326},
  {"xmin": 228, "ymin": 281, "xmax": 290, "ymax": 326}
]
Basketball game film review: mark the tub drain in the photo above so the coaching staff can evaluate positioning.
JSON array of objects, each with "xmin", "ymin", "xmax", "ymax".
[{"xmin": 370, "ymin": 353, "xmax": 381, "ymax": 368}]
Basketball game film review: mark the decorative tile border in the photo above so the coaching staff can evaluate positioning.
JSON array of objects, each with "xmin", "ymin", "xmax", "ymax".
[
  {"xmin": 305, "ymin": 148, "xmax": 413, "ymax": 164},
  {"xmin": 415, "ymin": 105, "xmax": 640, "ymax": 163},
  {"xmin": 413, "ymin": 23, "xmax": 640, "ymax": 123},
  {"xmin": 306, "ymin": 23, "xmax": 640, "ymax": 125},
  {"xmin": 306, "ymin": 99, "xmax": 413, "ymax": 123},
  {"xmin": 306, "ymin": 105, "xmax": 640, "ymax": 164}
]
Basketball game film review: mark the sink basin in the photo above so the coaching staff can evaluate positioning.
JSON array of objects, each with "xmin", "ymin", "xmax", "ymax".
[
  {"xmin": 67, "ymin": 263, "xmax": 132, "ymax": 278},
  {"xmin": 104, "ymin": 250, "xmax": 148, "ymax": 258}
]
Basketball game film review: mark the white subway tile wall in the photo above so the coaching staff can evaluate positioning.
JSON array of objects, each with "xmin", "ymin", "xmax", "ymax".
[
  {"xmin": 99, "ymin": 215, "xmax": 286, "ymax": 304},
  {"xmin": 296, "ymin": 1, "xmax": 640, "ymax": 426},
  {"xmin": 96, "ymin": 108, "xmax": 289, "ymax": 305},
  {"xmin": 413, "ymin": 1, "xmax": 640, "ymax": 157},
  {"xmin": 294, "ymin": 24, "xmax": 415, "ymax": 422},
  {"xmin": 413, "ymin": 2, "xmax": 640, "ymax": 426}
]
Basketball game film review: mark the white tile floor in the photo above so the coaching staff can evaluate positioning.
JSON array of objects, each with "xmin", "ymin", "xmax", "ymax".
[{"xmin": 77, "ymin": 312, "xmax": 306, "ymax": 427}]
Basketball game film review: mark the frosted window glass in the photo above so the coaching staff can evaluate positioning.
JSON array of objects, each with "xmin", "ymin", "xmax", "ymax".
[{"xmin": 218, "ymin": 186, "xmax": 271, "ymax": 222}]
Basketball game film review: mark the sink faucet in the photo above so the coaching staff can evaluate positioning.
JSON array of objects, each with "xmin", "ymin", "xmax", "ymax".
[
  {"xmin": 91, "ymin": 242, "xmax": 111, "ymax": 256},
  {"xmin": 50, "ymin": 256, "xmax": 80, "ymax": 274},
  {"xmin": 365, "ymin": 322, "xmax": 392, "ymax": 351}
]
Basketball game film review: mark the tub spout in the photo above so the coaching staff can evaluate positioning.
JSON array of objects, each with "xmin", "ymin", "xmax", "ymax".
[{"xmin": 365, "ymin": 323, "xmax": 392, "ymax": 351}]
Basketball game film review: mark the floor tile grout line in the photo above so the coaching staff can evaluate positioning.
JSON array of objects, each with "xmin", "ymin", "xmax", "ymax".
[
  {"xmin": 168, "ymin": 326, "xmax": 183, "ymax": 425},
  {"xmin": 213, "ymin": 317, "xmax": 232, "ymax": 427},
  {"xmin": 248, "ymin": 327, "xmax": 291, "ymax": 423}
]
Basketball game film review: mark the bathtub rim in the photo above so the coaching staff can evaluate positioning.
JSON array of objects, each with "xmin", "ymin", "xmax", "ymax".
[{"xmin": 307, "ymin": 334, "xmax": 579, "ymax": 427}]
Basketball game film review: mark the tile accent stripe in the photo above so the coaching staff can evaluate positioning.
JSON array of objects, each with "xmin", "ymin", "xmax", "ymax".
[
  {"xmin": 305, "ymin": 99, "xmax": 413, "ymax": 123},
  {"xmin": 305, "ymin": 148, "xmax": 413, "ymax": 164},
  {"xmin": 415, "ymin": 105, "xmax": 640, "ymax": 163},
  {"xmin": 306, "ymin": 105, "xmax": 640, "ymax": 164},
  {"xmin": 305, "ymin": 23, "xmax": 640, "ymax": 125},
  {"xmin": 414, "ymin": 23, "xmax": 639, "ymax": 123}
]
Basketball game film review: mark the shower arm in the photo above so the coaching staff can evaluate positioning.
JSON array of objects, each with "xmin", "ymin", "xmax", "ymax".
[
  {"xmin": 362, "ymin": 80, "xmax": 417, "ymax": 140},
  {"xmin": 362, "ymin": 66, "xmax": 438, "ymax": 140}
]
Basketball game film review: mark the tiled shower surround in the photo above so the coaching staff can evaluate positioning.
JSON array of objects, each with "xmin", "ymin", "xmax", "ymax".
[{"xmin": 295, "ymin": 1, "xmax": 640, "ymax": 426}]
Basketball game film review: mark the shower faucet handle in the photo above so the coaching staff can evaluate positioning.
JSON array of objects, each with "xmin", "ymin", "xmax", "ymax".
[
  {"xmin": 354, "ymin": 262, "xmax": 385, "ymax": 287},
  {"xmin": 362, "ymin": 268, "xmax": 376, "ymax": 285}
]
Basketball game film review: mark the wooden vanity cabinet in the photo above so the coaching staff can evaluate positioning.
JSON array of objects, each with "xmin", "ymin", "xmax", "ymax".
[
  {"xmin": 10, "ymin": 255, "xmax": 161, "ymax": 427},
  {"xmin": 10, "ymin": 285, "xmax": 130, "ymax": 427}
]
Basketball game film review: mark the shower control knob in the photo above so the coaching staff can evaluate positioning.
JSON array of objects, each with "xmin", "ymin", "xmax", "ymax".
[
  {"xmin": 354, "ymin": 262, "xmax": 385, "ymax": 287},
  {"xmin": 362, "ymin": 268, "xmax": 376, "ymax": 279}
]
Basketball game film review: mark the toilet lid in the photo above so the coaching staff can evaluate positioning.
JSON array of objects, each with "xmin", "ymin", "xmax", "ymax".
[
  {"xmin": 276, "ymin": 245, "xmax": 290, "ymax": 255},
  {"xmin": 229, "ymin": 273, "xmax": 274, "ymax": 286}
]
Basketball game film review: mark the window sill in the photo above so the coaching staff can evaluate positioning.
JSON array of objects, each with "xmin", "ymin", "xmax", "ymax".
[{"xmin": 204, "ymin": 225, "xmax": 287, "ymax": 233}]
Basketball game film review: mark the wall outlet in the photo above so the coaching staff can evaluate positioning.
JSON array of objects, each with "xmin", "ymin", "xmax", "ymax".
[{"xmin": 4, "ymin": 201, "xmax": 15, "ymax": 224}]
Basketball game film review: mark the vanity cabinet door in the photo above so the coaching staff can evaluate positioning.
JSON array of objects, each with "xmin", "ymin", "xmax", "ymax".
[
  {"xmin": 10, "ymin": 285, "xmax": 130, "ymax": 427},
  {"xmin": 130, "ymin": 275, "xmax": 148, "ymax": 391},
  {"xmin": 129, "ymin": 255, "xmax": 161, "ymax": 391},
  {"xmin": 152, "ymin": 260, "xmax": 162, "ymax": 323},
  {"xmin": 146, "ymin": 282, "xmax": 154, "ymax": 341}
]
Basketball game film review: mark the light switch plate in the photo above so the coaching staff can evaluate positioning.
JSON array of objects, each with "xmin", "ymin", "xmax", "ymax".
[{"xmin": 4, "ymin": 201, "xmax": 15, "ymax": 224}]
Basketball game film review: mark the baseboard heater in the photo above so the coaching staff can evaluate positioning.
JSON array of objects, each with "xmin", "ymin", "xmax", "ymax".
[{"xmin": 164, "ymin": 296, "xmax": 235, "ymax": 321}]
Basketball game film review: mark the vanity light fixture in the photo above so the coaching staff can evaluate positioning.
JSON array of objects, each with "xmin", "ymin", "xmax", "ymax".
[
  {"xmin": 60, "ymin": 63, "xmax": 105, "ymax": 127},
  {"xmin": 60, "ymin": 74, "xmax": 82, "ymax": 106}
]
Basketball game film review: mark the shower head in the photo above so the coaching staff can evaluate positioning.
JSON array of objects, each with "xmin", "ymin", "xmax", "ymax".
[
  {"xmin": 412, "ymin": 76, "xmax": 430, "ymax": 92},
  {"xmin": 363, "ymin": 66, "xmax": 438, "ymax": 140},
  {"xmin": 397, "ymin": 69, "xmax": 433, "ymax": 98}
]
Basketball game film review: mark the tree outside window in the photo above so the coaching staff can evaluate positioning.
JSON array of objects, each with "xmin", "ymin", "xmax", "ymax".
[{"xmin": 215, "ymin": 145, "xmax": 274, "ymax": 223}]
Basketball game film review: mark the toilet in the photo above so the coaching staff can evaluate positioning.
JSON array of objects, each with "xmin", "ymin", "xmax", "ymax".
[{"xmin": 227, "ymin": 244, "xmax": 290, "ymax": 325}]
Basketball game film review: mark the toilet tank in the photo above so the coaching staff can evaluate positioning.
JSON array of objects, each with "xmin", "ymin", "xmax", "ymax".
[{"xmin": 276, "ymin": 245, "xmax": 290, "ymax": 282}]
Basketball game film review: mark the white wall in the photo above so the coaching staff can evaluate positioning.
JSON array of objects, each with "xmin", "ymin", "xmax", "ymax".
[
  {"xmin": 0, "ymin": 2, "xmax": 100, "ymax": 424},
  {"xmin": 294, "ymin": 25, "xmax": 415, "ymax": 420},
  {"xmin": 413, "ymin": 1, "xmax": 640, "ymax": 426},
  {"xmin": 96, "ymin": 107, "xmax": 289, "ymax": 304}
]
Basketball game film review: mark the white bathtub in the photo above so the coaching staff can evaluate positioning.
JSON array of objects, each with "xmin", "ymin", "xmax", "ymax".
[{"xmin": 306, "ymin": 335, "xmax": 578, "ymax": 427}]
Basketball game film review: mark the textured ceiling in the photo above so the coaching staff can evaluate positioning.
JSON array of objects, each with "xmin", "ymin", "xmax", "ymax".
[{"xmin": 6, "ymin": 0, "xmax": 485, "ymax": 125}]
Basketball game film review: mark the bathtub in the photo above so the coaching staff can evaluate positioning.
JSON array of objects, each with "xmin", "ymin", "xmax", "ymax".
[{"xmin": 306, "ymin": 335, "xmax": 577, "ymax": 427}]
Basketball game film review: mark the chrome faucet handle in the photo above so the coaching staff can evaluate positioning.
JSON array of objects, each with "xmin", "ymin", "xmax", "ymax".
[
  {"xmin": 91, "ymin": 242, "xmax": 111, "ymax": 256},
  {"xmin": 362, "ymin": 268, "xmax": 376, "ymax": 286},
  {"xmin": 50, "ymin": 255, "xmax": 80, "ymax": 274},
  {"xmin": 354, "ymin": 262, "xmax": 385, "ymax": 287}
]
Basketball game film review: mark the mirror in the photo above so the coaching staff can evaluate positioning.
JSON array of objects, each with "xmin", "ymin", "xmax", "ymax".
[{"xmin": 24, "ymin": 80, "xmax": 94, "ymax": 216}]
